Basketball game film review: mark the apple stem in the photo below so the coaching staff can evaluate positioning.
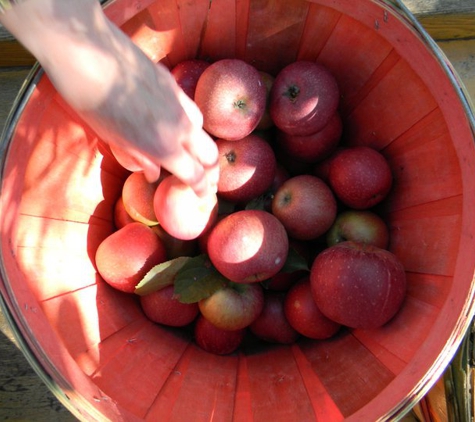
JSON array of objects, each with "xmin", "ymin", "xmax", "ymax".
[
  {"xmin": 285, "ymin": 85, "xmax": 300, "ymax": 103},
  {"xmin": 225, "ymin": 151, "xmax": 237, "ymax": 164},
  {"xmin": 233, "ymin": 99, "xmax": 246, "ymax": 109}
]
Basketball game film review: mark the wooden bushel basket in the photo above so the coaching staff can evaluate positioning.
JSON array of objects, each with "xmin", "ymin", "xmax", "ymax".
[{"xmin": 1, "ymin": 0, "xmax": 475, "ymax": 420}]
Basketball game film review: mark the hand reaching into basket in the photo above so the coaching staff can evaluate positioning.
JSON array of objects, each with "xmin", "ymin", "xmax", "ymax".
[{"xmin": 0, "ymin": 0, "xmax": 219, "ymax": 197}]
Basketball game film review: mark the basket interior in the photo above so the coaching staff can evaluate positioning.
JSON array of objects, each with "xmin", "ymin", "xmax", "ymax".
[{"xmin": 1, "ymin": 0, "xmax": 475, "ymax": 420}]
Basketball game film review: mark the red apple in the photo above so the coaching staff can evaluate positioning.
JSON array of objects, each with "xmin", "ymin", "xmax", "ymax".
[
  {"xmin": 326, "ymin": 210, "xmax": 390, "ymax": 249},
  {"xmin": 256, "ymin": 71, "xmax": 275, "ymax": 130},
  {"xmin": 95, "ymin": 222, "xmax": 167, "ymax": 293},
  {"xmin": 284, "ymin": 277, "xmax": 341, "ymax": 339},
  {"xmin": 270, "ymin": 61, "xmax": 340, "ymax": 136},
  {"xmin": 153, "ymin": 175, "xmax": 218, "ymax": 241},
  {"xmin": 194, "ymin": 58, "xmax": 266, "ymax": 140},
  {"xmin": 312, "ymin": 147, "xmax": 344, "ymax": 183},
  {"xmin": 310, "ymin": 241, "xmax": 407, "ymax": 329},
  {"xmin": 140, "ymin": 284, "xmax": 199, "ymax": 327},
  {"xmin": 194, "ymin": 315, "xmax": 246, "ymax": 355},
  {"xmin": 328, "ymin": 146, "xmax": 393, "ymax": 209},
  {"xmin": 171, "ymin": 59, "xmax": 210, "ymax": 99},
  {"xmin": 199, "ymin": 282, "xmax": 264, "ymax": 330},
  {"xmin": 122, "ymin": 171, "xmax": 159, "ymax": 226},
  {"xmin": 113, "ymin": 196, "xmax": 135, "ymax": 229},
  {"xmin": 249, "ymin": 291, "xmax": 299, "ymax": 344},
  {"xmin": 216, "ymin": 134, "xmax": 276, "ymax": 204},
  {"xmin": 272, "ymin": 175, "xmax": 337, "ymax": 240},
  {"xmin": 275, "ymin": 112, "xmax": 342, "ymax": 163},
  {"xmin": 207, "ymin": 210, "xmax": 289, "ymax": 283}
]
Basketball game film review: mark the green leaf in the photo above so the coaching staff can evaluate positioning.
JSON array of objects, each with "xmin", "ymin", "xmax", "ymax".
[
  {"xmin": 218, "ymin": 199, "xmax": 236, "ymax": 214},
  {"xmin": 281, "ymin": 246, "xmax": 310, "ymax": 273},
  {"xmin": 134, "ymin": 256, "xmax": 190, "ymax": 296},
  {"xmin": 174, "ymin": 254, "xmax": 228, "ymax": 304},
  {"xmin": 260, "ymin": 278, "xmax": 272, "ymax": 289},
  {"xmin": 245, "ymin": 193, "xmax": 271, "ymax": 211}
]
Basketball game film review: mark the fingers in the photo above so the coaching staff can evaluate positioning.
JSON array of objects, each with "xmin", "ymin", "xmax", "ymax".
[
  {"xmin": 176, "ymin": 88, "xmax": 204, "ymax": 127},
  {"xmin": 174, "ymin": 89, "xmax": 220, "ymax": 196},
  {"xmin": 111, "ymin": 124, "xmax": 219, "ymax": 197},
  {"xmin": 115, "ymin": 81, "xmax": 219, "ymax": 197},
  {"xmin": 188, "ymin": 128, "xmax": 219, "ymax": 168},
  {"xmin": 140, "ymin": 160, "xmax": 162, "ymax": 184},
  {"xmin": 158, "ymin": 148, "xmax": 217, "ymax": 197}
]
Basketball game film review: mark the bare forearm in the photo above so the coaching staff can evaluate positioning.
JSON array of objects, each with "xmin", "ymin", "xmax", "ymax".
[
  {"xmin": 0, "ymin": 0, "xmax": 219, "ymax": 196},
  {"xmin": 2, "ymin": 0, "xmax": 144, "ymax": 112},
  {"xmin": 2, "ymin": 0, "xmax": 183, "ymax": 150}
]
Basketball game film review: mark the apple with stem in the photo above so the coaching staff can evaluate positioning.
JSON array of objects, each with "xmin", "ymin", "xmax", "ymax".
[
  {"xmin": 270, "ymin": 61, "xmax": 340, "ymax": 136},
  {"xmin": 194, "ymin": 58, "xmax": 266, "ymax": 140},
  {"xmin": 216, "ymin": 134, "xmax": 276, "ymax": 204},
  {"xmin": 272, "ymin": 175, "xmax": 337, "ymax": 240}
]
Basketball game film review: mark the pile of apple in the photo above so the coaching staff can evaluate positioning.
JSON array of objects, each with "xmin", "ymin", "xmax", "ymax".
[{"xmin": 95, "ymin": 58, "xmax": 407, "ymax": 356}]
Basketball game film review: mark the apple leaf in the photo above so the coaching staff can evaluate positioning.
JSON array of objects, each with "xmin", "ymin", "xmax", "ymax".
[
  {"xmin": 245, "ymin": 193, "xmax": 271, "ymax": 211},
  {"xmin": 281, "ymin": 246, "xmax": 310, "ymax": 273},
  {"xmin": 134, "ymin": 256, "xmax": 190, "ymax": 296},
  {"xmin": 173, "ymin": 254, "xmax": 228, "ymax": 304}
]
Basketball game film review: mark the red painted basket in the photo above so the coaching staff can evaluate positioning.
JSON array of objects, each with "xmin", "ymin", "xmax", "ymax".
[{"xmin": 1, "ymin": 0, "xmax": 475, "ymax": 420}]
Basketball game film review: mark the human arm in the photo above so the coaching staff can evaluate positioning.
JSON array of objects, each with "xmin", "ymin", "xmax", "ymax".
[{"xmin": 0, "ymin": 0, "xmax": 219, "ymax": 196}]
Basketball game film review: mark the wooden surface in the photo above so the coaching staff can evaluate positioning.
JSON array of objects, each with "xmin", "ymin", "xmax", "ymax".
[
  {"xmin": 0, "ymin": 69, "xmax": 77, "ymax": 421},
  {"xmin": 0, "ymin": 1, "xmax": 474, "ymax": 421},
  {"xmin": 0, "ymin": 0, "xmax": 474, "ymax": 67},
  {"xmin": 404, "ymin": 0, "xmax": 475, "ymax": 40}
]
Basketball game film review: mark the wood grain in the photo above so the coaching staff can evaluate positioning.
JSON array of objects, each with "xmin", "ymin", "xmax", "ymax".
[
  {"xmin": 0, "ymin": 40, "xmax": 36, "ymax": 67},
  {"xmin": 413, "ymin": 14, "xmax": 475, "ymax": 41},
  {"xmin": 438, "ymin": 39, "xmax": 475, "ymax": 103},
  {"xmin": 403, "ymin": 0, "xmax": 475, "ymax": 16},
  {"xmin": 0, "ymin": 303, "xmax": 76, "ymax": 420},
  {"xmin": 0, "ymin": 24, "xmax": 36, "ymax": 67},
  {"xmin": 402, "ymin": 0, "xmax": 475, "ymax": 40},
  {"xmin": 0, "ymin": 0, "xmax": 474, "ymax": 67},
  {"xmin": 0, "ymin": 67, "xmax": 29, "ymax": 135},
  {"xmin": 0, "ymin": 68, "xmax": 77, "ymax": 421}
]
